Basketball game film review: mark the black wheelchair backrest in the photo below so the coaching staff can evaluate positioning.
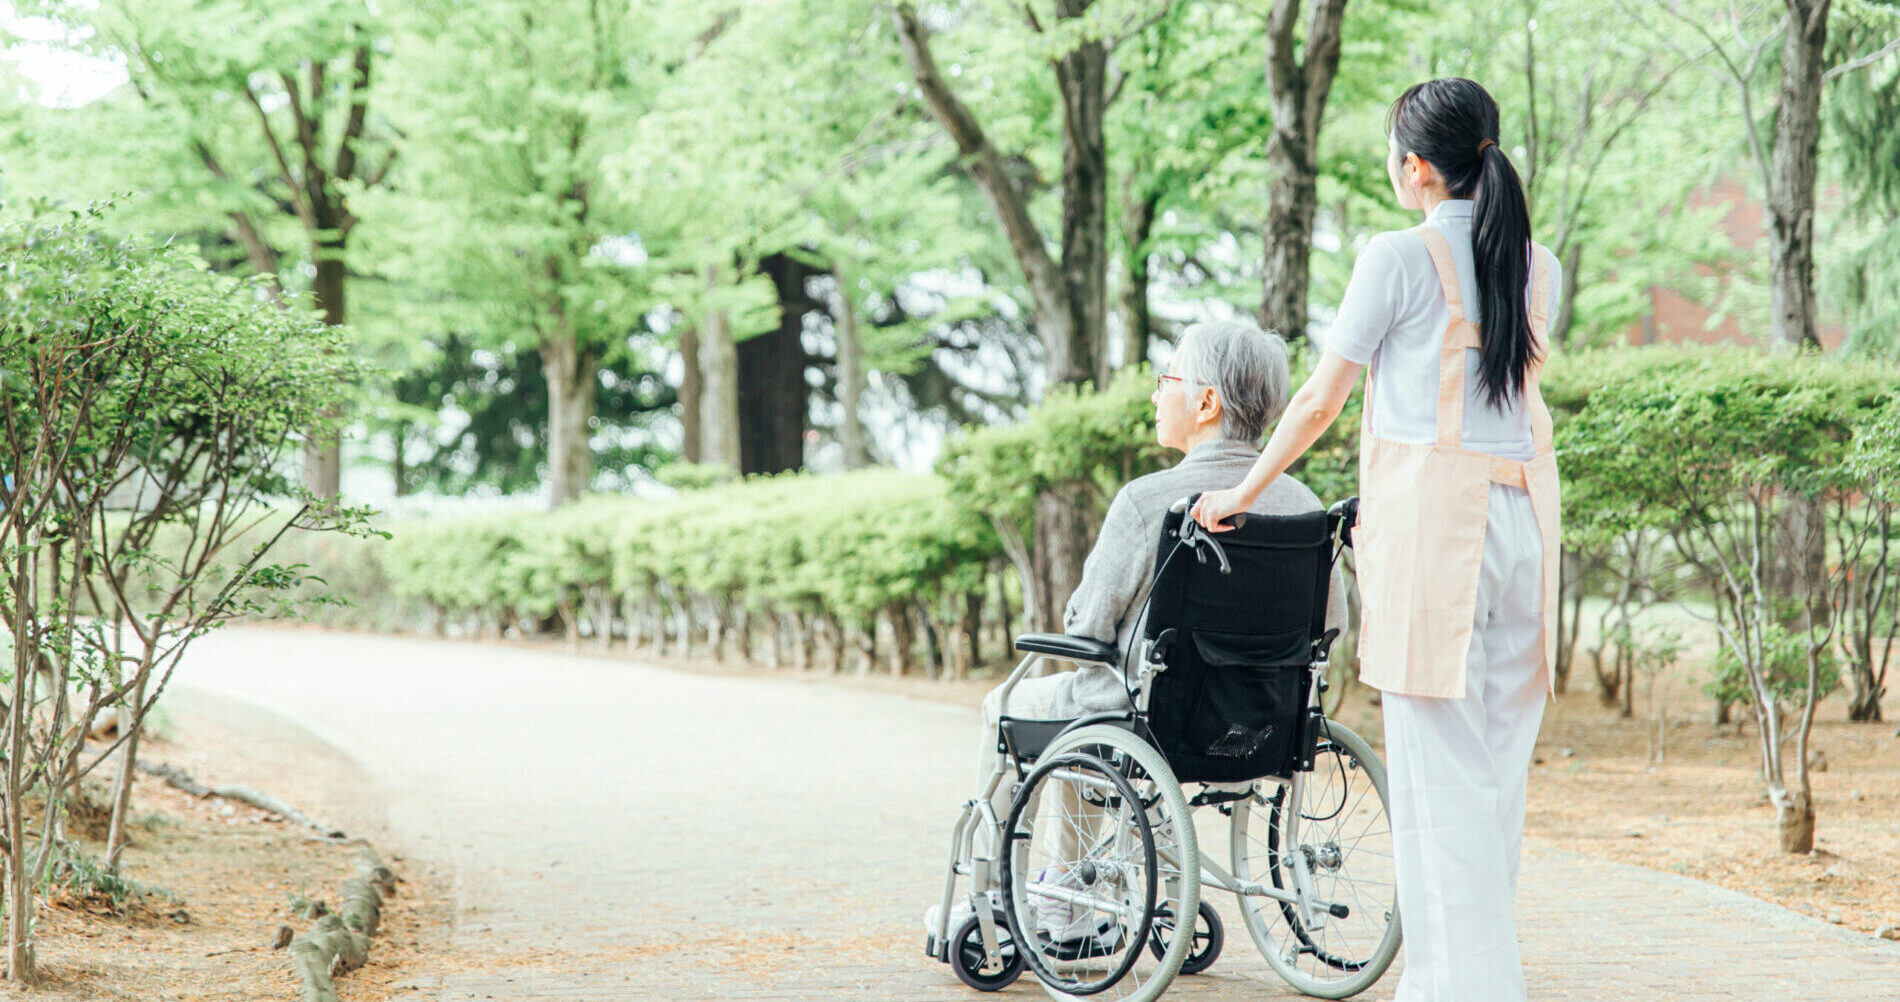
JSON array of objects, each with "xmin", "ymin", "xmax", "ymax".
[{"xmin": 1140, "ymin": 501, "xmax": 1345, "ymax": 784}]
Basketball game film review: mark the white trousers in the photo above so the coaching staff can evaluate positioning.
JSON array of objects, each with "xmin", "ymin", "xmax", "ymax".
[{"xmin": 1382, "ymin": 484, "xmax": 1548, "ymax": 1002}]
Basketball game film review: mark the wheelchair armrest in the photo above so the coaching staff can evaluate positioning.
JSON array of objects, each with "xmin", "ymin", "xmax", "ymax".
[{"xmin": 1013, "ymin": 632, "xmax": 1118, "ymax": 665}]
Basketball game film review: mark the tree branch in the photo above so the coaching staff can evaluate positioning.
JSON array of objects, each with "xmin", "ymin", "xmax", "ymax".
[
  {"xmin": 1300, "ymin": 0, "xmax": 1349, "ymax": 149},
  {"xmin": 890, "ymin": 4, "xmax": 1063, "ymax": 306},
  {"xmin": 242, "ymin": 84, "xmax": 319, "ymax": 232},
  {"xmin": 1824, "ymin": 35, "xmax": 1900, "ymax": 82},
  {"xmin": 1109, "ymin": 6, "xmax": 1170, "ymax": 51},
  {"xmin": 333, "ymin": 44, "xmax": 373, "ymax": 184},
  {"xmin": 191, "ymin": 140, "xmax": 285, "ymax": 297}
]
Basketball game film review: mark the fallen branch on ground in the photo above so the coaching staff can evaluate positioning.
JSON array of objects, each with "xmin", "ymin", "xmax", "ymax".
[{"xmin": 137, "ymin": 761, "xmax": 346, "ymax": 838}]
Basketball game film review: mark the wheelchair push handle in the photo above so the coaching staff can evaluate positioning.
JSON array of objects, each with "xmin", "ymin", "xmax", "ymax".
[
  {"xmin": 1327, "ymin": 496, "xmax": 1360, "ymax": 549},
  {"xmin": 1170, "ymin": 494, "xmax": 1238, "ymax": 574}
]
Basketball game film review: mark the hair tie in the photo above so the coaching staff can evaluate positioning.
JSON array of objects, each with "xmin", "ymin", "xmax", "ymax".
[{"xmin": 1477, "ymin": 138, "xmax": 1498, "ymax": 156}]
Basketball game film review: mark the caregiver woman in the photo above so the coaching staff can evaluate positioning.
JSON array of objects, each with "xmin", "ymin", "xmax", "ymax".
[{"xmin": 1192, "ymin": 77, "xmax": 1562, "ymax": 1002}]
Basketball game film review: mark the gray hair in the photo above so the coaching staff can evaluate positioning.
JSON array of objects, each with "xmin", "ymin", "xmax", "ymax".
[{"xmin": 1172, "ymin": 320, "xmax": 1291, "ymax": 443}]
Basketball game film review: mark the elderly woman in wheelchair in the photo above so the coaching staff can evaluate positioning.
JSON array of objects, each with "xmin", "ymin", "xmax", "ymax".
[{"xmin": 925, "ymin": 321, "xmax": 1400, "ymax": 1000}]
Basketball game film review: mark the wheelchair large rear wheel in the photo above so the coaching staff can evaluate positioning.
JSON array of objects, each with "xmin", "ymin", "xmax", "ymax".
[
  {"xmin": 1002, "ymin": 724, "xmax": 1199, "ymax": 1002},
  {"xmin": 1230, "ymin": 719, "xmax": 1400, "ymax": 998}
]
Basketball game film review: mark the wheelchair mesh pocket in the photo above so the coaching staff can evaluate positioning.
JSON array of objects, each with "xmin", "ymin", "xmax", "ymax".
[{"xmin": 1148, "ymin": 627, "xmax": 1309, "ymax": 783}]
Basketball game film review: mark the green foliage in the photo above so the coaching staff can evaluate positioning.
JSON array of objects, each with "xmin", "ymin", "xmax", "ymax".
[
  {"xmin": 652, "ymin": 462, "xmax": 732, "ymax": 492},
  {"xmin": 48, "ymin": 845, "xmax": 179, "ymax": 915},
  {"xmin": 1554, "ymin": 345, "xmax": 1897, "ymax": 548},
  {"xmin": 381, "ymin": 469, "xmax": 1000, "ymax": 629},
  {"xmin": 288, "ymin": 885, "xmax": 329, "ymax": 921},
  {"xmin": 0, "ymin": 205, "xmax": 374, "ymax": 977},
  {"xmin": 938, "ymin": 365, "xmax": 1171, "ymax": 530},
  {"xmin": 1705, "ymin": 622, "xmax": 1842, "ymax": 708}
]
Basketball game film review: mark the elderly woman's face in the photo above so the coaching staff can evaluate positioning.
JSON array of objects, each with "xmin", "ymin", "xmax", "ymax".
[{"xmin": 1152, "ymin": 339, "xmax": 1204, "ymax": 452}]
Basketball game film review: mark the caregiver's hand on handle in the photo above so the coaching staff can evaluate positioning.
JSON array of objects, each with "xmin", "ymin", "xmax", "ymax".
[
  {"xmin": 1189, "ymin": 487, "xmax": 1253, "ymax": 533},
  {"xmin": 1188, "ymin": 347, "xmax": 1367, "ymax": 535}
]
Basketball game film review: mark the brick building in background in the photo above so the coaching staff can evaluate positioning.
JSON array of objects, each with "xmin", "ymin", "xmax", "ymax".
[{"xmin": 1624, "ymin": 177, "xmax": 1847, "ymax": 349}]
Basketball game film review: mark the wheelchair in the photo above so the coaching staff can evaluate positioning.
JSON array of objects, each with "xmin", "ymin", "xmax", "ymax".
[{"xmin": 925, "ymin": 495, "xmax": 1400, "ymax": 1001}]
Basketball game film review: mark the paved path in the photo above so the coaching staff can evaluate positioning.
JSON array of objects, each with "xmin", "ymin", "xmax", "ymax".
[{"xmin": 176, "ymin": 629, "xmax": 1900, "ymax": 1001}]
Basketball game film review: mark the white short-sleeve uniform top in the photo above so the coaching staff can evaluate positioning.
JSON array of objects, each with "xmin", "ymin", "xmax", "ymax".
[{"xmin": 1321, "ymin": 199, "xmax": 1564, "ymax": 463}]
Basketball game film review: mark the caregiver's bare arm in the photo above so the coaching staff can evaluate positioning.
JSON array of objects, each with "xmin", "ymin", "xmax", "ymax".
[{"xmin": 1190, "ymin": 349, "xmax": 1364, "ymax": 532}]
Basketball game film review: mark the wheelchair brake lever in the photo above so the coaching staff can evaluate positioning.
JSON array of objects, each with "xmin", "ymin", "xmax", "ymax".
[
  {"xmin": 1171, "ymin": 494, "xmax": 1234, "ymax": 573},
  {"xmin": 1205, "ymin": 536, "xmax": 1232, "ymax": 574}
]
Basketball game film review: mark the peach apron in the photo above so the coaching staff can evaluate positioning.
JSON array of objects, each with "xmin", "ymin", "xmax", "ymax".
[{"xmin": 1353, "ymin": 226, "xmax": 1560, "ymax": 699}]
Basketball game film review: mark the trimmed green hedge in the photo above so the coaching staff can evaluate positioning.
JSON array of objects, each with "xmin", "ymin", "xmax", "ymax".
[{"xmin": 364, "ymin": 469, "xmax": 1001, "ymax": 675}]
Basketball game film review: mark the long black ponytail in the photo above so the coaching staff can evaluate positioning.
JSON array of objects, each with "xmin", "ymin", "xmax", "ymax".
[{"xmin": 1386, "ymin": 78, "xmax": 1536, "ymax": 408}]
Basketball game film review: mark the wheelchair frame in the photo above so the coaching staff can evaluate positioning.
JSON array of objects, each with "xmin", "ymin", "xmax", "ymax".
[{"xmin": 926, "ymin": 496, "xmax": 1397, "ymax": 999}]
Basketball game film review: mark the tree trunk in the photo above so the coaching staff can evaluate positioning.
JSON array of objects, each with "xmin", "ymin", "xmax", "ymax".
[
  {"xmin": 706, "ymin": 598, "xmax": 728, "ymax": 663},
  {"xmin": 1778, "ymin": 787, "xmax": 1815, "ymax": 853},
  {"xmin": 1118, "ymin": 185, "xmax": 1159, "ymax": 370},
  {"xmin": 1258, "ymin": 0, "xmax": 1349, "ymax": 342},
  {"xmin": 821, "ymin": 615, "xmax": 844, "ymax": 674},
  {"xmin": 1620, "ymin": 656, "xmax": 1635, "ymax": 719},
  {"xmin": 391, "ymin": 418, "xmax": 411, "ymax": 497},
  {"xmin": 1260, "ymin": 159, "xmax": 1320, "ymax": 341},
  {"xmin": 792, "ymin": 612, "xmax": 813, "ymax": 671},
  {"xmin": 962, "ymin": 592, "xmax": 983, "ymax": 680},
  {"xmin": 6, "ymin": 561, "xmax": 34, "ymax": 985},
  {"xmin": 1030, "ymin": 492, "xmax": 1096, "ymax": 634},
  {"xmin": 914, "ymin": 602, "xmax": 942, "ymax": 680},
  {"xmin": 994, "ymin": 568, "xmax": 1016, "ymax": 663},
  {"xmin": 849, "ymin": 620, "xmax": 876, "ymax": 676},
  {"xmin": 678, "ymin": 324, "xmax": 703, "ymax": 464},
  {"xmin": 1550, "ymin": 243, "xmax": 1582, "ymax": 346},
  {"xmin": 1766, "ymin": 0, "xmax": 1829, "ymax": 353},
  {"xmin": 670, "ymin": 590, "xmax": 693, "ymax": 658},
  {"xmin": 1554, "ymin": 547, "xmax": 1584, "ymax": 694},
  {"xmin": 105, "ymin": 665, "xmax": 152, "ymax": 871},
  {"xmin": 699, "ymin": 271, "xmax": 742, "ymax": 474},
  {"xmin": 1847, "ymin": 663, "xmax": 1885, "ymax": 722},
  {"xmin": 541, "ymin": 335, "xmax": 598, "ymax": 509},
  {"xmin": 302, "ymin": 251, "xmax": 347, "ymax": 499},
  {"xmin": 1054, "ymin": 3, "xmax": 1111, "ymax": 388},
  {"xmin": 832, "ymin": 265, "xmax": 871, "ymax": 469},
  {"xmin": 732, "ymin": 601, "xmax": 753, "ymax": 663},
  {"xmin": 885, "ymin": 605, "xmax": 916, "ymax": 677},
  {"xmin": 743, "ymin": 253, "xmax": 815, "ymax": 475}
]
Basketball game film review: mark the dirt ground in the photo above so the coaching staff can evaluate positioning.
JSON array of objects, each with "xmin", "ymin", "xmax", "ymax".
[{"xmin": 9, "ymin": 696, "xmax": 450, "ymax": 1002}]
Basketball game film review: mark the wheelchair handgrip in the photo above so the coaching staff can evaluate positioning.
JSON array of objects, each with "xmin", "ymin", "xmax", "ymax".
[{"xmin": 1328, "ymin": 496, "xmax": 1360, "ymax": 549}]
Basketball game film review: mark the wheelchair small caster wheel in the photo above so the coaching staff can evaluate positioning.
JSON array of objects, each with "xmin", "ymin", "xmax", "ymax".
[
  {"xmin": 950, "ymin": 912, "xmax": 1023, "ymax": 991},
  {"xmin": 1148, "ymin": 899, "xmax": 1223, "ymax": 975}
]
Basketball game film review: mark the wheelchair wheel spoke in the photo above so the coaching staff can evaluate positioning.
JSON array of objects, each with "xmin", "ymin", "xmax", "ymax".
[
  {"xmin": 1229, "ymin": 722, "xmax": 1400, "ymax": 998},
  {"xmin": 1000, "ymin": 726, "xmax": 1199, "ymax": 1002}
]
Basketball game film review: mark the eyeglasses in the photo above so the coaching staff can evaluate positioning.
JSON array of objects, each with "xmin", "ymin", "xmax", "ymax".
[{"xmin": 1155, "ymin": 369, "xmax": 1184, "ymax": 392}]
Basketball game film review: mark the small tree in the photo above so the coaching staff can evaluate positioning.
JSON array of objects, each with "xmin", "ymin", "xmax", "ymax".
[
  {"xmin": 1624, "ymin": 623, "xmax": 1684, "ymax": 764},
  {"xmin": 0, "ymin": 207, "xmax": 370, "ymax": 983},
  {"xmin": 1834, "ymin": 397, "xmax": 1899, "ymax": 722},
  {"xmin": 1562, "ymin": 349, "xmax": 1890, "ymax": 852}
]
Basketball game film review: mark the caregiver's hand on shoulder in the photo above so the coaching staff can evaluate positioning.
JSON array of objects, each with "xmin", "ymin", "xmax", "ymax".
[{"xmin": 1190, "ymin": 488, "xmax": 1249, "ymax": 533}]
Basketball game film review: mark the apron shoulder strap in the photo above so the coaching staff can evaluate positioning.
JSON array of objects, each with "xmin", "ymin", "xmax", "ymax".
[
  {"xmin": 1410, "ymin": 226, "xmax": 1476, "ymax": 446},
  {"xmin": 1525, "ymin": 244, "xmax": 1556, "ymax": 453}
]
